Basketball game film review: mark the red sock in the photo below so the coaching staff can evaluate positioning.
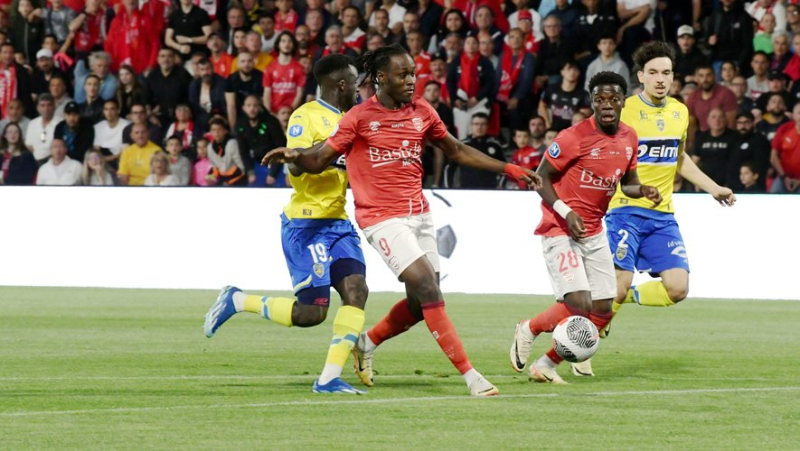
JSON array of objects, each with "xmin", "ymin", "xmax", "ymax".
[
  {"xmin": 545, "ymin": 347, "xmax": 564, "ymax": 365},
  {"xmin": 589, "ymin": 310, "xmax": 612, "ymax": 332},
  {"xmin": 422, "ymin": 301, "xmax": 473, "ymax": 374},
  {"xmin": 528, "ymin": 303, "xmax": 586, "ymax": 335},
  {"xmin": 367, "ymin": 298, "xmax": 421, "ymax": 346}
]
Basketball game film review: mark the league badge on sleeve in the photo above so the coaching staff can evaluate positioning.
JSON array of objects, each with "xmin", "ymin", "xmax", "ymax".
[
  {"xmin": 289, "ymin": 125, "xmax": 304, "ymax": 137},
  {"xmin": 548, "ymin": 142, "xmax": 561, "ymax": 158}
]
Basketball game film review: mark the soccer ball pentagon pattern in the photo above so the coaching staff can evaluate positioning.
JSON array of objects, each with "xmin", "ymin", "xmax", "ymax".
[{"xmin": 552, "ymin": 316, "xmax": 600, "ymax": 363}]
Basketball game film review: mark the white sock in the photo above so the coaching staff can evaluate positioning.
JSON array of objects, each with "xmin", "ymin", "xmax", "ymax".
[
  {"xmin": 462, "ymin": 368, "xmax": 480, "ymax": 387},
  {"xmin": 232, "ymin": 291, "xmax": 246, "ymax": 312},
  {"xmin": 539, "ymin": 355, "xmax": 558, "ymax": 369},
  {"xmin": 520, "ymin": 320, "xmax": 534, "ymax": 339},
  {"xmin": 318, "ymin": 363, "xmax": 343, "ymax": 385},
  {"xmin": 360, "ymin": 332, "xmax": 377, "ymax": 353}
]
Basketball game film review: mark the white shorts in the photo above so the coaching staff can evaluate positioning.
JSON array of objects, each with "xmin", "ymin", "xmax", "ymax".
[
  {"xmin": 541, "ymin": 233, "xmax": 616, "ymax": 301},
  {"xmin": 362, "ymin": 212, "xmax": 440, "ymax": 278}
]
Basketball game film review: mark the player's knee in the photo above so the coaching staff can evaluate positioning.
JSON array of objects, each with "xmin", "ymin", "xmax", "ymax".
[
  {"xmin": 615, "ymin": 286, "xmax": 629, "ymax": 303},
  {"xmin": 667, "ymin": 286, "xmax": 688, "ymax": 303},
  {"xmin": 293, "ymin": 305, "xmax": 328, "ymax": 327}
]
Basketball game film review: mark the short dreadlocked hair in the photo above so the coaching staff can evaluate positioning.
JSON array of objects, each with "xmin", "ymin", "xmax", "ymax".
[
  {"xmin": 588, "ymin": 71, "xmax": 628, "ymax": 96},
  {"xmin": 359, "ymin": 43, "xmax": 409, "ymax": 85},
  {"xmin": 632, "ymin": 41, "xmax": 675, "ymax": 72},
  {"xmin": 313, "ymin": 54, "xmax": 356, "ymax": 85}
]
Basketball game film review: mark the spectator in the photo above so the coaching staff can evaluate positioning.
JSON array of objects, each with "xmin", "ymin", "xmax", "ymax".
[
  {"xmin": 69, "ymin": 0, "xmax": 108, "ymax": 59},
  {"xmin": 770, "ymin": 102, "xmax": 800, "ymax": 193},
  {"xmin": 146, "ymin": 48, "xmax": 193, "ymax": 127},
  {"xmin": 166, "ymin": 0, "xmax": 212, "ymax": 60},
  {"xmin": 507, "ymin": 0, "xmax": 542, "ymax": 41},
  {"xmin": 356, "ymin": 72, "xmax": 376, "ymax": 104},
  {"xmin": 738, "ymin": 161, "xmax": 764, "ymax": 193},
  {"xmin": 770, "ymin": 32, "xmax": 792, "ymax": 74},
  {"xmin": 755, "ymin": 93, "xmax": 790, "ymax": 142},
  {"xmin": 691, "ymin": 108, "xmax": 740, "ymax": 187},
  {"xmin": 0, "ymin": 122, "xmax": 37, "ymax": 185},
  {"xmin": 477, "ymin": 30, "xmax": 498, "ymax": 69},
  {"xmin": 225, "ymin": 51, "xmax": 264, "ymax": 129},
  {"xmin": 163, "ymin": 136, "xmax": 191, "ymax": 185},
  {"xmin": 118, "ymin": 123, "xmax": 161, "ymax": 186},
  {"xmin": 528, "ymin": 115, "xmax": 547, "ymax": 152},
  {"xmin": 706, "ymin": 0, "xmax": 754, "ymax": 75},
  {"xmin": 534, "ymin": 15, "xmax": 577, "ymax": 90},
  {"xmin": 224, "ymin": 6, "xmax": 248, "ymax": 50},
  {"xmin": 32, "ymin": 48, "xmax": 66, "ymax": 98},
  {"xmin": 314, "ymin": 25, "xmax": 359, "ymax": 63},
  {"xmin": 49, "ymin": 74, "xmax": 72, "ymax": 117},
  {"xmin": 398, "ymin": 11, "xmax": 422, "ymax": 49},
  {"xmin": 36, "ymin": 138, "xmax": 82, "ymax": 185},
  {"xmin": 256, "ymin": 12, "xmax": 278, "ymax": 53},
  {"xmin": 123, "ymin": 103, "xmax": 163, "ymax": 147},
  {"xmin": 720, "ymin": 61, "xmax": 738, "ymax": 89},
  {"xmin": 0, "ymin": 43, "xmax": 35, "ymax": 117},
  {"xmin": 242, "ymin": 0, "xmax": 263, "ymax": 24},
  {"xmin": 584, "ymin": 34, "xmax": 630, "ymax": 95},
  {"xmin": 616, "ymin": 0, "xmax": 654, "ymax": 67},
  {"xmin": 74, "ymin": 52, "xmax": 117, "ymax": 104},
  {"xmin": 754, "ymin": 12, "xmax": 777, "ymax": 54},
  {"xmin": 25, "ymin": 94, "xmax": 62, "ymax": 163},
  {"xmin": 429, "ymin": 54, "xmax": 450, "ymax": 106},
  {"xmin": 473, "ymin": 6, "xmax": 504, "ymax": 56},
  {"xmin": 10, "ymin": 0, "xmax": 43, "ymax": 64},
  {"xmin": 442, "ymin": 32, "xmax": 464, "ymax": 64},
  {"xmin": 207, "ymin": 32, "xmax": 234, "ymax": 78},
  {"xmin": 79, "ymin": 74, "xmax": 104, "ymax": 123},
  {"xmin": 730, "ymin": 75, "xmax": 754, "ymax": 116},
  {"xmin": 543, "ymin": 128, "xmax": 558, "ymax": 148},
  {"xmin": 428, "ymin": 9, "xmax": 467, "ymax": 54},
  {"xmin": 728, "ymin": 112, "xmax": 771, "ymax": 191},
  {"xmin": 341, "ymin": 6, "xmax": 366, "ymax": 53},
  {"xmin": 754, "ymin": 71, "xmax": 792, "ymax": 116},
  {"xmin": 408, "ymin": 31, "xmax": 432, "ymax": 93},
  {"xmin": 81, "ymin": 148, "xmax": 115, "ymax": 185},
  {"xmin": 32, "ymin": 0, "xmax": 76, "ymax": 46},
  {"xmin": 686, "ymin": 63, "xmax": 737, "ymax": 134},
  {"xmin": 0, "ymin": 99, "xmax": 30, "ymax": 140},
  {"xmin": 104, "ymin": 0, "xmax": 159, "ymax": 74},
  {"xmin": 447, "ymin": 34, "xmax": 495, "ymax": 140},
  {"xmin": 235, "ymin": 94, "xmax": 285, "ymax": 186},
  {"xmin": 421, "ymin": 80, "xmax": 453, "ymax": 188},
  {"xmin": 143, "ymin": 151, "xmax": 179, "ymax": 186},
  {"xmin": 232, "ymin": 31, "xmax": 274, "ymax": 72},
  {"xmin": 507, "ymin": 128, "xmax": 541, "ymax": 189},
  {"xmin": 164, "ymin": 104, "xmax": 195, "ymax": 153},
  {"xmin": 674, "ymin": 25, "xmax": 707, "ymax": 84},
  {"xmin": 747, "ymin": 51, "xmax": 770, "ymax": 102},
  {"xmin": 274, "ymin": 0, "xmax": 299, "ymax": 33},
  {"xmin": 368, "ymin": 0, "xmax": 405, "ymax": 35},
  {"xmin": 193, "ymin": 137, "xmax": 213, "ymax": 186},
  {"xmin": 515, "ymin": 10, "xmax": 538, "ymax": 55},
  {"xmin": 93, "ymin": 99, "xmax": 130, "ymax": 164},
  {"xmin": 207, "ymin": 117, "xmax": 246, "ymax": 186},
  {"xmin": 788, "ymin": 3, "xmax": 800, "ymax": 41},
  {"xmin": 549, "ymin": 0, "xmax": 583, "ymax": 41},
  {"xmin": 496, "ymin": 28, "xmax": 535, "ymax": 131},
  {"xmin": 575, "ymin": 0, "xmax": 616, "ymax": 58},
  {"xmin": 295, "ymin": 25, "xmax": 317, "ymax": 59},
  {"xmin": 458, "ymin": 112, "xmax": 504, "ymax": 188},
  {"xmin": 451, "ymin": 0, "xmax": 508, "ymax": 34},
  {"xmin": 263, "ymin": 31, "xmax": 305, "ymax": 115},
  {"xmin": 116, "ymin": 65, "xmax": 147, "ymax": 119},
  {"xmin": 188, "ymin": 58, "xmax": 227, "ymax": 135},
  {"xmin": 54, "ymin": 101, "xmax": 94, "ymax": 163},
  {"xmin": 783, "ymin": 33, "xmax": 800, "ymax": 83},
  {"xmin": 538, "ymin": 59, "xmax": 591, "ymax": 132},
  {"xmin": 305, "ymin": 9, "xmax": 326, "ymax": 47},
  {"xmin": 416, "ymin": 0, "xmax": 444, "ymax": 41},
  {"xmin": 746, "ymin": 0, "xmax": 786, "ymax": 34}
]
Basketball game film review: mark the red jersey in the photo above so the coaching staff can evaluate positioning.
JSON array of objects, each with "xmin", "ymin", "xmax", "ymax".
[
  {"xmin": 274, "ymin": 10, "xmax": 299, "ymax": 33},
  {"xmin": 326, "ymin": 96, "xmax": 449, "ymax": 229},
  {"xmin": 263, "ymin": 58, "xmax": 306, "ymax": 112},
  {"xmin": 343, "ymin": 27, "xmax": 366, "ymax": 53},
  {"xmin": 772, "ymin": 121, "xmax": 800, "ymax": 178},
  {"xmin": 535, "ymin": 118, "xmax": 638, "ymax": 238},
  {"xmin": 511, "ymin": 145, "xmax": 543, "ymax": 189},
  {"xmin": 211, "ymin": 53, "xmax": 234, "ymax": 78}
]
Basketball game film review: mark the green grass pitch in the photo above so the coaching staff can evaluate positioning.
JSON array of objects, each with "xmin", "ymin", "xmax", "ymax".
[{"xmin": 2, "ymin": 287, "xmax": 799, "ymax": 450}]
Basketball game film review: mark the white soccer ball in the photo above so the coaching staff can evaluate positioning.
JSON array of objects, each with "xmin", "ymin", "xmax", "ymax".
[{"xmin": 552, "ymin": 315, "xmax": 599, "ymax": 363}]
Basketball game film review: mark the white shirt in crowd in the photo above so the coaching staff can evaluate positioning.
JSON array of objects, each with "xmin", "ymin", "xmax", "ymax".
[
  {"xmin": 36, "ymin": 157, "xmax": 82, "ymax": 185},
  {"xmin": 144, "ymin": 174, "xmax": 179, "ymax": 186},
  {"xmin": 94, "ymin": 118, "xmax": 132, "ymax": 156},
  {"xmin": 55, "ymin": 96, "xmax": 73, "ymax": 118},
  {"xmin": 368, "ymin": 2, "xmax": 406, "ymax": 29},
  {"xmin": 746, "ymin": 76, "xmax": 769, "ymax": 102},
  {"xmin": 619, "ymin": 0, "xmax": 657, "ymax": 33},
  {"xmin": 25, "ymin": 115, "xmax": 63, "ymax": 161},
  {"xmin": 0, "ymin": 116, "xmax": 31, "ymax": 139},
  {"xmin": 507, "ymin": 9, "xmax": 544, "ymax": 42}
]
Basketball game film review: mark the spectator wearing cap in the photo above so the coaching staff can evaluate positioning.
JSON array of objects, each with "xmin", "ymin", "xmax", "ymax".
[
  {"xmin": 769, "ymin": 31, "xmax": 792, "ymax": 74},
  {"xmin": 769, "ymin": 102, "xmax": 800, "ymax": 193},
  {"xmin": 534, "ymin": 15, "xmax": 577, "ymax": 90},
  {"xmin": 74, "ymin": 51, "xmax": 118, "ymax": 104},
  {"xmin": 514, "ymin": 10, "xmax": 539, "ymax": 55},
  {"xmin": 538, "ymin": 59, "xmax": 591, "ymax": 132},
  {"xmin": 207, "ymin": 32, "xmax": 234, "ymax": 78},
  {"xmin": 616, "ymin": 0, "xmax": 656, "ymax": 67},
  {"xmin": 747, "ymin": 51, "xmax": 770, "ymax": 102},
  {"xmin": 25, "ymin": 94, "xmax": 62, "ymax": 163},
  {"xmin": 754, "ymin": 71, "xmax": 793, "ymax": 115},
  {"xmin": 746, "ymin": 0, "xmax": 786, "ymax": 34},
  {"xmin": 783, "ymin": 33, "xmax": 800, "ymax": 83},
  {"xmin": 79, "ymin": 74, "xmax": 105, "ymax": 124},
  {"xmin": 416, "ymin": 0, "xmax": 444, "ymax": 41},
  {"xmin": 36, "ymin": 138, "xmax": 82, "ymax": 185},
  {"xmin": 690, "ymin": 108, "xmax": 741, "ymax": 187},
  {"xmin": 118, "ymin": 123, "xmax": 162, "ymax": 186},
  {"xmin": 729, "ymin": 112, "xmax": 771, "ymax": 191},
  {"xmin": 0, "ymin": 100, "xmax": 31, "ymax": 140},
  {"xmin": 508, "ymin": 1, "xmax": 542, "ymax": 38},
  {"xmin": 104, "ymin": 0, "xmax": 159, "ymax": 74},
  {"xmin": 146, "ymin": 47, "xmax": 193, "ymax": 128},
  {"xmin": 32, "ymin": 0, "xmax": 76, "ymax": 46},
  {"xmin": 496, "ymin": 28, "xmax": 535, "ymax": 132},
  {"xmin": 755, "ymin": 93, "xmax": 790, "ymax": 142},
  {"xmin": 447, "ymin": 33, "xmax": 496, "ymax": 140},
  {"xmin": 706, "ymin": 0, "xmax": 754, "ymax": 77},
  {"xmin": 0, "ymin": 43, "xmax": 36, "ymax": 117},
  {"xmin": 584, "ymin": 34, "xmax": 630, "ymax": 95},
  {"xmin": 686, "ymin": 63, "xmax": 738, "ymax": 135},
  {"xmin": 166, "ymin": 0, "xmax": 212, "ymax": 60},
  {"xmin": 32, "ymin": 48, "xmax": 66, "ymax": 98},
  {"xmin": 674, "ymin": 25, "xmax": 708, "ymax": 84},
  {"xmin": 189, "ymin": 58, "xmax": 227, "ymax": 135},
  {"xmin": 54, "ymin": 101, "xmax": 95, "ymax": 163}
]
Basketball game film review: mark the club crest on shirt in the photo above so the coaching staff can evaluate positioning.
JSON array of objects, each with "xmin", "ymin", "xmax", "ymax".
[
  {"xmin": 673, "ymin": 111, "xmax": 680, "ymax": 119},
  {"xmin": 657, "ymin": 119, "xmax": 665, "ymax": 131},
  {"xmin": 548, "ymin": 142, "xmax": 561, "ymax": 158},
  {"xmin": 370, "ymin": 121, "xmax": 381, "ymax": 132},
  {"xmin": 289, "ymin": 124, "xmax": 303, "ymax": 137},
  {"xmin": 412, "ymin": 117, "xmax": 423, "ymax": 131},
  {"xmin": 322, "ymin": 117, "xmax": 330, "ymax": 127}
]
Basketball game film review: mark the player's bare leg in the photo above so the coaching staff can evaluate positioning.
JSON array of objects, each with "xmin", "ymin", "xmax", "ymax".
[
  {"xmin": 659, "ymin": 269, "xmax": 689, "ymax": 303},
  {"xmin": 601, "ymin": 269, "xmax": 635, "ymax": 338}
]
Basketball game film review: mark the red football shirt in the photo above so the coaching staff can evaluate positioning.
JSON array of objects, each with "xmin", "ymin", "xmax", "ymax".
[
  {"xmin": 211, "ymin": 53, "xmax": 234, "ymax": 78},
  {"xmin": 535, "ymin": 118, "xmax": 639, "ymax": 238},
  {"xmin": 274, "ymin": 10, "xmax": 298, "ymax": 33},
  {"xmin": 771, "ymin": 121, "xmax": 800, "ymax": 178},
  {"xmin": 326, "ymin": 96, "xmax": 450, "ymax": 229},
  {"xmin": 263, "ymin": 59, "xmax": 306, "ymax": 112}
]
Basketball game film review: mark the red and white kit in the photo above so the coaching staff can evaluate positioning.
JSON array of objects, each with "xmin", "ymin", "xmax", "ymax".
[
  {"xmin": 535, "ymin": 117, "xmax": 639, "ymax": 300},
  {"xmin": 326, "ymin": 96, "xmax": 449, "ymax": 277}
]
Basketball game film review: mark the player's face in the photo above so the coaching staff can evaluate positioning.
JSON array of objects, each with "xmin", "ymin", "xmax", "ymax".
[
  {"xmin": 591, "ymin": 84, "xmax": 625, "ymax": 133},
  {"xmin": 337, "ymin": 65, "xmax": 359, "ymax": 112},
  {"xmin": 638, "ymin": 57, "xmax": 673, "ymax": 102},
  {"xmin": 381, "ymin": 54, "xmax": 416, "ymax": 104}
]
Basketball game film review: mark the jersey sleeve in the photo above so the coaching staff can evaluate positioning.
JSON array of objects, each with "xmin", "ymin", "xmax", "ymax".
[
  {"xmin": 423, "ymin": 101, "xmax": 449, "ymax": 141},
  {"xmin": 627, "ymin": 132, "xmax": 638, "ymax": 172},
  {"xmin": 326, "ymin": 108, "xmax": 359, "ymax": 154},
  {"xmin": 544, "ymin": 128, "xmax": 580, "ymax": 172},
  {"xmin": 286, "ymin": 109, "xmax": 314, "ymax": 149}
]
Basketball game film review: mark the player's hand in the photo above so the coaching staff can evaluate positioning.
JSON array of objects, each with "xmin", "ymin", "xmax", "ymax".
[
  {"xmin": 785, "ymin": 177, "xmax": 798, "ymax": 192},
  {"xmin": 504, "ymin": 164, "xmax": 542, "ymax": 190},
  {"xmin": 712, "ymin": 187, "xmax": 736, "ymax": 206},
  {"xmin": 566, "ymin": 212, "xmax": 587, "ymax": 242},
  {"xmin": 640, "ymin": 185, "xmax": 662, "ymax": 206},
  {"xmin": 262, "ymin": 147, "xmax": 300, "ymax": 166}
]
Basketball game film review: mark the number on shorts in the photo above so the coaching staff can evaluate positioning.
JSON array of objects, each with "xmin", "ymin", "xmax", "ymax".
[
  {"xmin": 558, "ymin": 251, "xmax": 579, "ymax": 272},
  {"xmin": 617, "ymin": 229, "xmax": 630, "ymax": 248},
  {"xmin": 307, "ymin": 243, "xmax": 329, "ymax": 263},
  {"xmin": 378, "ymin": 238, "xmax": 391, "ymax": 257}
]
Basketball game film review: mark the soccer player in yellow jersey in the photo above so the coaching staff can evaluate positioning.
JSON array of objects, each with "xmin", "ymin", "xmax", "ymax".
[
  {"xmin": 571, "ymin": 42, "xmax": 737, "ymax": 377},
  {"xmin": 204, "ymin": 55, "xmax": 371, "ymax": 394}
]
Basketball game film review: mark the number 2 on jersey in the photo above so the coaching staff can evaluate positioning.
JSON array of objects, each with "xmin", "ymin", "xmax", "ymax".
[{"xmin": 558, "ymin": 251, "xmax": 579, "ymax": 272}]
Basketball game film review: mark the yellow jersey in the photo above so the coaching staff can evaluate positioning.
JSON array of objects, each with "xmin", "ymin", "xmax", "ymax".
[
  {"xmin": 609, "ymin": 94, "xmax": 689, "ymax": 216},
  {"xmin": 118, "ymin": 141, "xmax": 162, "ymax": 186},
  {"xmin": 283, "ymin": 99, "xmax": 348, "ymax": 221}
]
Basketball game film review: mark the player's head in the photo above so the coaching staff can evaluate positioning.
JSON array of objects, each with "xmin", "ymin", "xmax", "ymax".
[
  {"xmin": 360, "ymin": 44, "xmax": 415, "ymax": 104},
  {"xmin": 588, "ymin": 71, "xmax": 627, "ymax": 135},
  {"xmin": 313, "ymin": 53, "xmax": 359, "ymax": 112},
  {"xmin": 633, "ymin": 41, "xmax": 675, "ymax": 103}
]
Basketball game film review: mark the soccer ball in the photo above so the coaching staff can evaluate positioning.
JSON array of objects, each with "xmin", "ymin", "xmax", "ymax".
[{"xmin": 552, "ymin": 316, "xmax": 599, "ymax": 363}]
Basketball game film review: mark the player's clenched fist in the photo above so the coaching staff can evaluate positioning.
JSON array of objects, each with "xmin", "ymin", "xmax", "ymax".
[
  {"xmin": 262, "ymin": 147, "xmax": 299, "ymax": 166},
  {"xmin": 565, "ymin": 211, "xmax": 587, "ymax": 242},
  {"xmin": 639, "ymin": 185, "xmax": 662, "ymax": 207}
]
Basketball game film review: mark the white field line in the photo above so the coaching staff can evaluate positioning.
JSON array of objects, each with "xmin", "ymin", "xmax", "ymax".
[{"xmin": 1, "ymin": 386, "xmax": 798, "ymax": 418}]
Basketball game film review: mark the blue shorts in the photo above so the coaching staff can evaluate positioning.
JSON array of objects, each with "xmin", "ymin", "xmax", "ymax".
[
  {"xmin": 605, "ymin": 210, "xmax": 690, "ymax": 274},
  {"xmin": 281, "ymin": 214, "xmax": 365, "ymax": 302}
]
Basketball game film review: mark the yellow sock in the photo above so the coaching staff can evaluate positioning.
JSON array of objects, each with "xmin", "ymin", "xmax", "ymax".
[
  {"xmin": 243, "ymin": 295, "xmax": 296, "ymax": 326},
  {"xmin": 612, "ymin": 301, "xmax": 622, "ymax": 315},
  {"xmin": 243, "ymin": 295, "xmax": 266, "ymax": 313},
  {"xmin": 633, "ymin": 281, "xmax": 676, "ymax": 307},
  {"xmin": 319, "ymin": 306, "xmax": 366, "ymax": 383}
]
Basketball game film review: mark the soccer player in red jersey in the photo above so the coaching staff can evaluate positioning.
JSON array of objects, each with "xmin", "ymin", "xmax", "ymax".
[
  {"xmin": 264, "ymin": 44, "xmax": 541, "ymax": 396},
  {"xmin": 509, "ymin": 72, "xmax": 662, "ymax": 384}
]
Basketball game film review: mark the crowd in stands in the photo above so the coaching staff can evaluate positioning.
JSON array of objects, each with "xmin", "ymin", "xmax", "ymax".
[{"xmin": 1, "ymin": 0, "xmax": 799, "ymax": 193}]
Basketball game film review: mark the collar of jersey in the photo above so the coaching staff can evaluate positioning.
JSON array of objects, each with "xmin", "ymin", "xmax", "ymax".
[
  {"xmin": 637, "ymin": 93, "xmax": 667, "ymax": 108},
  {"xmin": 316, "ymin": 99, "xmax": 341, "ymax": 115}
]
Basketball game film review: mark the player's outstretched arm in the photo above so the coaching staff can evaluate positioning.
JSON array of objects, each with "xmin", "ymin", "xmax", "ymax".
[
  {"xmin": 433, "ymin": 133, "xmax": 543, "ymax": 189},
  {"xmin": 620, "ymin": 168, "xmax": 662, "ymax": 206},
  {"xmin": 677, "ymin": 149, "xmax": 736, "ymax": 206},
  {"xmin": 261, "ymin": 141, "xmax": 338, "ymax": 175},
  {"xmin": 536, "ymin": 159, "xmax": 586, "ymax": 242}
]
